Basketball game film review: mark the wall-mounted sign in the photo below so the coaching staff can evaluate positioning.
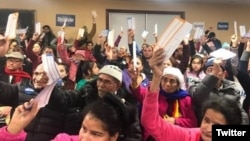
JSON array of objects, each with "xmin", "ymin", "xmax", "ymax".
[
  {"xmin": 56, "ymin": 14, "xmax": 75, "ymax": 27},
  {"xmin": 217, "ymin": 22, "xmax": 228, "ymax": 30},
  {"xmin": 193, "ymin": 22, "xmax": 205, "ymax": 29}
]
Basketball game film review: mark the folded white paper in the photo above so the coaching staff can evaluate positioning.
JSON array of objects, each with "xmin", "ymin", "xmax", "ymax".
[
  {"xmin": 154, "ymin": 24, "xmax": 158, "ymax": 34},
  {"xmin": 141, "ymin": 30, "xmax": 149, "ymax": 38},
  {"xmin": 193, "ymin": 27, "xmax": 204, "ymax": 40},
  {"xmin": 157, "ymin": 17, "xmax": 193, "ymax": 60},
  {"xmin": 16, "ymin": 26, "xmax": 28, "ymax": 34},
  {"xmin": 108, "ymin": 29, "xmax": 115, "ymax": 47},
  {"xmin": 133, "ymin": 41, "xmax": 137, "ymax": 70},
  {"xmin": 127, "ymin": 17, "xmax": 136, "ymax": 30},
  {"xmin": 41, "ymin": 54, "xmax": 60, "ymax": 85},
  {"xmin": 239, "ymin": 25, "xmax": 246, "ymax": 37},
  {"xmin": 63, "ymin": 19, "xmax": 67, "ymax": 27},
  {"xmin": 78, "ymin": 28, "xmax": 85, "ymax": 37},
  {"xmin": 244, "ymin": 32, "xmax": 250, "ymax": 38},
  {"xmin": 5, "ymin": 12, "xmax": 19, "ymax": 39},
  {"xmin": 100, "ymin": 29, "xmax": 109, "ymax": 37},
  {"xmin": 234, "ymin": 21, "xmax": 237, "ymax": 35},
  {"xmin": 32, "ymin": 54, "xmax": 61, "ymax": 108},
  {"xmin": 35, "ymin": 22, "xmax": 41, "ymax": 35},
  {"xmin": 210, "ymin": 48, "xmax": 236, "ymax": 60}
]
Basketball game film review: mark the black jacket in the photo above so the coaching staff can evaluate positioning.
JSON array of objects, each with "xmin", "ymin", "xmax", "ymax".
[
  {"xmin": 0, "ymin": 78, "xmax": 142, "ymax": 141},
  {"xmin": 78, "ymin": 79, "xmax": 142, "ymax": 141},
  {"xmin": 189, "ymin": 75, "xmax": 249, "ymax": 125},
  {"xmin": 0, "ymin": 80, "xmax": 83, "ymax": 141}
]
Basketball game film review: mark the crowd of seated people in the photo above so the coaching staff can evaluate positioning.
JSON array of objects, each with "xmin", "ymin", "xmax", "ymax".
[{"xmin": 0, "ymin": 13, "xmax": 249, "ymax": 141}]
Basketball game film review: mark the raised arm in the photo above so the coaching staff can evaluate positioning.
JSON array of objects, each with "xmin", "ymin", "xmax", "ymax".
[
  {"xmin": 57, "ymin": 37, "xmax": 71, "ymax": 65},
  {"xmin": 189, "ymin": 60, "xmax": 223, "ymax": 107},
  {"xmin": 0, "ymin": 35, "xmax": 10, "ymax": 57},
  {"xmin": 141, "ymin": 47, "xmax": 197, "ymax": 141}
]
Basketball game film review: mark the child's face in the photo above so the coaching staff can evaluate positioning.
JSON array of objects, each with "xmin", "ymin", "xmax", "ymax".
[{"xmin": 191, "ymin": 58, "xmax": 202, "ymax": 72}]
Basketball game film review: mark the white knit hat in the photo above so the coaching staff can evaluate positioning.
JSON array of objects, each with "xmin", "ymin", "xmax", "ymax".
[
  {"xmin": 99, "ymin": 65, "xmax": 122, "ymax": 83},
  {"xmin": 162, "ymin": 67, "xmax": 185, "ymax": 89}
]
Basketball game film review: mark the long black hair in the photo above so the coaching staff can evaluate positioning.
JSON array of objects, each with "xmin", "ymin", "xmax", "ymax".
[
  {"xmin": 82, "ymin": 93, "xmax": 136, "ymax": 139},
  {"xmin": 201, "ymin": 95, "xmax": 242, "ymax": 125}
]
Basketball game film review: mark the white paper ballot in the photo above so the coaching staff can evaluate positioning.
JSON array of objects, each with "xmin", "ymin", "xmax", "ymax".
[
  {"xmin": 132, "ymin": 41, "xmax": 137, "ymax": 71},
  {"xmin": 127, "ymin": 17, "xmax": 136, "ymax": 30},
  {"xmin": 155, "ymin": 24, "xmax": 158, "ymax": 34},
  {"xmin": 185, "ymin": 33, "xmax": 191, "ymax": 38},
  {"xmin": 16, "ymin": 26, "xmax": 28, "ymax": 34},
  {"xmin": 35, "ymin": 22, "xmax": 41, "ymax": 35},
  {"xmin": 42, "ymin": 54, "xmax": 60, "ymax": 85},
  {"xmin": 78, "ymin": 28, "xmax": 85, "ymax": 37},
  {"xmin": 63, "ymin": 19, "xmax": 67, "ymax": 27},
  {"xmin": 244, "ymin": 32, "xmax": 250, "ymax": 38},
  {"xmin": 141, "ymin": 30, "xmax": 149, "ymax": 38},
  {"xmin": 92, "ymin": 10, "xmax": 97, "ymax": 18},
  {"xmin": 210, "ymin": 48, "xmax": 236, "ymax": 60},
  {"xmin": 120, "ymin": 26, "xmax": 123, "ymax": 32},
  {"xmin": 34, "ymin": 53, "xmax": 60, "ymax": 108},
  {"xmin": 5, "ymin": 12, "xmax": 19, "ymax": 39},
  {"xmin": 157, "ymin": 17, "xmax": 193, "ymax": 60},
  {"xmin": 239, "ymin": 25, "xmax": 246, "ymax": 37},
  {"xmin": 194, "ymin": 27, "xmax": 204, "ymax": 40},
  {"xmin": 100, "ymin": 29, "xmax": 109, "ymax": 37},
  {"xmin": 234, "ymin": 21, "xmax": 237, "ymax": 35},
  {"xmin": 108, "ymin": 29, "xmax": 115, "ymax": 47}
]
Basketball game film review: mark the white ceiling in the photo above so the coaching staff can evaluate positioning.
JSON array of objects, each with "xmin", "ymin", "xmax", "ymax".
[{"xmin": 126, "ymin": 0, "xmax": 250, "ymax": 5}]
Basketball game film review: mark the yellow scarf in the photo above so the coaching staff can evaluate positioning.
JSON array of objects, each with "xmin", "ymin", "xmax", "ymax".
[{"xmin": 163, "ymin": 100, "xmax": 181, "ymax": 119}]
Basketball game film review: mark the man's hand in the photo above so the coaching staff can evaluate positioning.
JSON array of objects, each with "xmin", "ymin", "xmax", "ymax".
[
  {"xmin": 7, "ymin": 99, "xmax": 39, "ymax": 134},
  {"xmin": 231, "ymin": 34, "xmax": 238, "ymax": 47},
  {"xmin": 0, "ymin": 35, "xmax": 10, "ymax": 57},
  {"xmin": 148, "ymin": 47, "xmax": 165, "ymax": 77}
]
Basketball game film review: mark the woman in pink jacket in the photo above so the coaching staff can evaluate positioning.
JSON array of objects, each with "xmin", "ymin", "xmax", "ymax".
[
  {"xmin": 141, "ymin": 48, "xmax": 242, "ymax": 141},
  {"xmin": 0, "ymin": 94, "xmax": 135, "ymax": 141},
  {"xmin": 129, "ymin": 56, "xmax": 197, "ymax": 140}
]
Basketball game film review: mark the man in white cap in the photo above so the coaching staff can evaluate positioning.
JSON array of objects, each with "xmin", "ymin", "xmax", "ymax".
[
  {"xmin": 97, "ymin": 65, "xmax": 123, "ymax": 97},
  {"xmin": 79, "ymin": 64, "xmax": 142, "ymax": 141}
]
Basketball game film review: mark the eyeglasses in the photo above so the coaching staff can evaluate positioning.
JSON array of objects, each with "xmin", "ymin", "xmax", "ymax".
[
  {"xmin": 6, "ymin": 58, "xmax": 22, "ymax": 63},
  {"xmin": 161, "ymin": 77, "xmax": 177, "ymax": 85},
  {"xmin": 97, "ymin": 77, "xmax": 115, "ymax": 86}
]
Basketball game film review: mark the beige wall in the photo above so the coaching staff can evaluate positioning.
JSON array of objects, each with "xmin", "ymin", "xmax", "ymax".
[{"xmin": 1, "ymin": 0, "xmax": 250, "ymax": 43}]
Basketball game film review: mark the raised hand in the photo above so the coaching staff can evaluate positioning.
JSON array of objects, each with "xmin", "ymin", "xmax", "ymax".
[
  {"xmin": 104, "ymin": 46, "xmax": 113, "ymax": 59},
  {"xmin": 212, "ymin": 58, "xmax": 224, "ymax": 80},
  {"xmin": 148, "ymin": 47, "xmax": 166, "ymax": 92},
  {"xmin": 231, "ymin": 34, "xmax": 238, "ymax": 47},
  {"xmin": 128, "ymin": 29, "xmax": 135, "ymax": 44},
  {"xmin": 32, "ymin": 33, "xmax": 40, "ymax": 41},
  {"xmin": 0, "ymin": 35, "xmax": 10, "ymax": 57},
  {"xmin": 7, "ymin": 99, "xmax": 39, "ymax": 134},
  {"xmin": 149, "ymin": 47, "xmax": 166, "ymax": 77}
]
